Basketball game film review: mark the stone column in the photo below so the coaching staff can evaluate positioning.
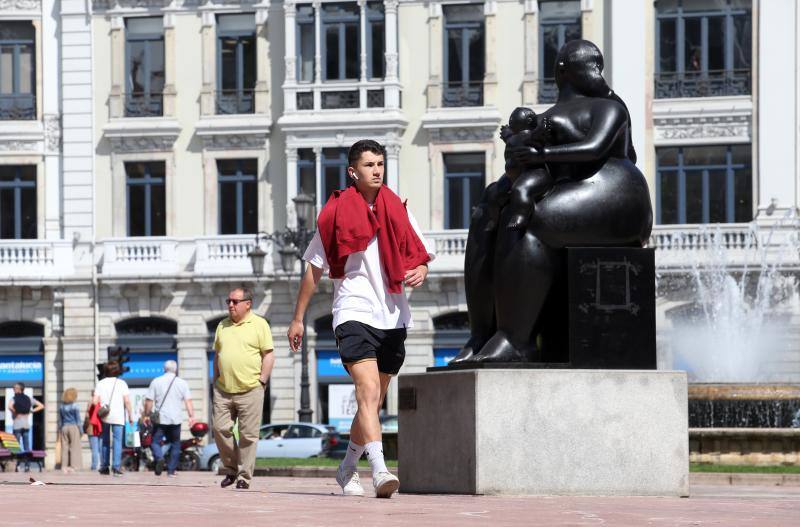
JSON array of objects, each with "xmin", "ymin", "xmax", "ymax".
[
  {"xmin": 482, "ymin": 0, "xmax": 497, "ymax": 106},
  {"xmin": 385, "ymin": 142, "xmax": 400, "ymax": 193},
  {"xmin": 109, "ymin": 16, "xmax": 125, "ymax": 118},
  {"xmin": 313, "ymin": 146, "xmax": 323, "ymax": 212},
  {"xmin": 757, "ymin": 0, "xmax": 799, "ymax": 217},
  {"xmin": 358, "ymin": 0, "xmax": 368, "ymax": 109},
  {"xmin": 284, "ymin": 1, "xmax": 298, "ymax": 112},
  {"xmin": 607, "ymin": 0, "xmax": 647, "ymax": 172},
  {"xmin": 580, "ymin": 0, "xmax": 605, "ymax": 55},
  {"xmin": 383, "ymin": 0, "xmax": 400, "ymax": 109},
  {"xmin": 313, "ymin": 0, "xmax": 322, "ymax": 110},
  {"xmin": 177, "ymin": 334, "xmax": 212, "ymax": 437},
  {"xmin": 42, "ymin": 335, "xmax": 59, "ymax": 469},
  {"xmin": 286, "ymin": 147, "xmax": 299, "ymax": 225},
  {"xmin": 162, "ymin": 13, "xmax": 177, "ymax": 117},
  {"xmin": 522, "ymin": 0, "xmax": 538, "ymax": 106},
  {"xmin": 426, "ymin": 1, "xmax": 442, "ymax": 109},
  {"xmin": 42, "ymin": 0, "xmax": 61, "ymax": 239},
  {"xmin": 255, "ymin": 2, "xmax": 271, "ymax": 115},
  {"xmin": 200, "ymin": 10, "xmax": 216, "ymax": 116}
]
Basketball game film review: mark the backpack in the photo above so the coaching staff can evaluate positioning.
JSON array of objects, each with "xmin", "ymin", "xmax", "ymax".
[{"xmin": 13, "ymin": 393, "xmax": 32, "ymax": 415}]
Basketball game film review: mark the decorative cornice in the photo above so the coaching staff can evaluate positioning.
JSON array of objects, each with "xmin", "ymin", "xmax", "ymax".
[
  {"xmin": 654, "ymin": 115, "xmax": 750, "ymax": 144},
  {"xmin": 421, "ymin": 107, "xmax": 502, "ymax": 144},
  {"xmin": 108, "ymin": 135, "xmax": 177, "ymax": 152},
  {"xmin": 200, "ymin": 133, "xmax": 268, "ymax": 150},
  {"xmin": 0, "ymin": 140, "xmax": 40, "ymax": 153},
  {"xmin": 43, "ymin": 114, "xmax": 61, "ymax": 153},
  {"xmin": 0, "ymin": 0, "xmax": 41, "ymax": 11},
  {"xmin": 428, "ymin": 127, "xmax": 496, "ymax": 143}
]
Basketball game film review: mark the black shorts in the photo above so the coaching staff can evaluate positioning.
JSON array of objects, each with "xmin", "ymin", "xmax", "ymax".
[{"xmin": 334, "ymin": 321, "xmax": 407, "ymax": 375}]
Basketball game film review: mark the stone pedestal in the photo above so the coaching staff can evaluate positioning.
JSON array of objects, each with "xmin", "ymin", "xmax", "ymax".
[{"xmin": 398, "ymin": 369, "xmax": 688, "ymax": 496}]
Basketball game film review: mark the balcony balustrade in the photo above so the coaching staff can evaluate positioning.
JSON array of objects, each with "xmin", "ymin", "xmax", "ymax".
[
  {"xmin": 655, "ymin": 69, "xmax": 751, "ymax": 99},
  {"xmin": 0, "ymin": 240, "xmax": 74, "ymax": 280}
]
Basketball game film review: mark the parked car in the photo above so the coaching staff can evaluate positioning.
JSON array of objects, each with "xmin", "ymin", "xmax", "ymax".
[
  {"xmin": 326, "ymin": 415, "xmax": 398, "ymax": 459},
  {"xmin": 201, "ymin": 422, "xmax": 341, "ymax": 472}
]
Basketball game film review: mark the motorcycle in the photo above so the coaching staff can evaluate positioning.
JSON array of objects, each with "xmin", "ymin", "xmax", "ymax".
[{"xmin": 121, "ymin": 421, "xmax": 209, "ymax": 472}]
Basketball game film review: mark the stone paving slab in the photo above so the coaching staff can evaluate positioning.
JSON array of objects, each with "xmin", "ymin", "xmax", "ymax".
[{"xmin": 2, "ymin": 471, "xmax": 799, "ymax": 526}]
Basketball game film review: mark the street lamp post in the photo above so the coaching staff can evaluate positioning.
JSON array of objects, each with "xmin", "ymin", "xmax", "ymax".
[{"xmin": 248, "ymin": 193, "xmax": 316, "ymax": 423}]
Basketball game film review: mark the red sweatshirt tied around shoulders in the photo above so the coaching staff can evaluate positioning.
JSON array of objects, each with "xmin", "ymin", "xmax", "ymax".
[{"xmin": 317, "ymin": 185, "xmax": 430, "ymax": 294}]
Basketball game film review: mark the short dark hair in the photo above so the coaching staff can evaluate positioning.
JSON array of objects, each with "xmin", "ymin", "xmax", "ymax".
[
  {"xmin": 231, "ymin": 287, "xmax": 253, "ymax": 302},
  {"xmin": 14, "ymin": 382, "xmax": 24, "ymax": 390},
  {"xmin": 104, "ymin": 360, "xmax": 122, "ymax": 377},
  {"xmin": 348, "ymin": 139, "xmax": 386, "ymax": 167}
]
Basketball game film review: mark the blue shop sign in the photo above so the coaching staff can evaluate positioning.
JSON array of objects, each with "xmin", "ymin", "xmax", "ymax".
[
  {"xmin": 122, "ymin": 352, "xmax": 177, "ymax": 385},
  {"xmin": 316, "ymin": 349, "xmax": 346, "ymax": 377},
  {"xmin": 0, "ymin": 355, "xmax": 43, "ymax": 383},
  {"xmin": 433, "ymin": 348, "xmax": 458, "ymax": 367}
]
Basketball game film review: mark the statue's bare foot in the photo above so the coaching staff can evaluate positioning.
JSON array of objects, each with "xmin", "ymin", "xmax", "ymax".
[
  {"xmin": 473, "ymin": 332, "xmax": 526, "ymax": 362},
  {"xmin": 449, "ymin": 337, "xmax": 485, "ymax": 364},
  {"xmin": 506, "ymin": 214, "xmax": 528, "ymax": 229}
]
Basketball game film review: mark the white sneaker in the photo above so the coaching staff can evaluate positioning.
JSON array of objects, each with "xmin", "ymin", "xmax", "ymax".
[
  {"xmin": 336, "ymin": 465, "xmax": 365, "ymax": 496},
  {"xmin": 372, "ymin": 471, "xmax": 399, "ymax": 499}
]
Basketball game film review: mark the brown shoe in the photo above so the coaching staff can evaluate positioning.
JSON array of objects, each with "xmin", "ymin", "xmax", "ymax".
[
  {"xmin": 235, "ymin": 479, "xmax": 250, "ymax": 490},
  {"xmin": 220, "ymin": 475, "xmax": 237, "ymax": 488}
]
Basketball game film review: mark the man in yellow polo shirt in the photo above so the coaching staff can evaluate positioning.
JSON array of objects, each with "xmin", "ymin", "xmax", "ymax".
[{"xmin": 212, "ymin": 287, "xmax": 274, "ymax": 490}]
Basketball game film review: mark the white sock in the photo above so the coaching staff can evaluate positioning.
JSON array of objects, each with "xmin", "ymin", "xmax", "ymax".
[
  {"xmin": 364, "ymin": 441, "xmax": 388, "ymax": 478},
  {"xmin": 341, "ymin": 440, "xmax": 364, "ymax": 471}
]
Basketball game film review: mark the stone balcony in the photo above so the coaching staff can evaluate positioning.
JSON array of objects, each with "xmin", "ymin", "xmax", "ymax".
[
  {"xmin": 5, "ymin": 223, "xmax": 797, "ymax": 284},
  {"xmin": 0, "ymin": 240, "xmax": 74, "ymax": 283}
]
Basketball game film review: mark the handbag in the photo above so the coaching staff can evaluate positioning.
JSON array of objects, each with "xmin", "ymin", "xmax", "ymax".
[
  {"xmin": 150, "ymin": 375, "xmax": 177, "ymax": 426},
  {"xmin": 96, "ymin": 379, "xmax": 118, "ymax": 420}
]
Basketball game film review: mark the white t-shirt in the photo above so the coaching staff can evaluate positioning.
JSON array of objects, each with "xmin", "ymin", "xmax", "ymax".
[
  {"xmin": 95, "ymin": 377, "xmax": 130, "ymax": 426},
  {"xmin": 146, "ymin": 373, "xmax": 191, "ymax": 426},
  {"xmin": 303, "ymin": 208, "xmax": 435, "ymax": 331}
]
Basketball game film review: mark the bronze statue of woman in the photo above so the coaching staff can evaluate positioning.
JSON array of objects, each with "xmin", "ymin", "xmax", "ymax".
[{"xmin": 453, "ymin": 39, "xmax": 653, "ymax": 364}]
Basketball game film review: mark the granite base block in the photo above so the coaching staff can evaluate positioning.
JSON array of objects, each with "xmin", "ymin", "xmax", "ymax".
[{"xmin": 398, "ymin": 369, "xmax": 689, "ymax": 496}]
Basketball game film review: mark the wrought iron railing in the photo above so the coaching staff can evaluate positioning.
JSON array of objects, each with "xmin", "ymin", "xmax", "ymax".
[
  {"xmin": 125, "ymin": 92, "xmax": 164, "ymax": 117},
  {"xmin": 215, "ymin": 89, "xmax": 255, "ymax": 115},
  {"xmin": 321, "ymin": 90, "xmax": 359, "ymax": 109},
  {"xmin": 655, "ymin": 69, "xmax": 751, "ymax": 99},
  {"xmin": 296, "ymin": 91, "xmax": 313, "ymax": 110},
  {"xmin": 442, "ymin": 81, "xmax": 483, "ymax": 107},
  {"xmin": 367, "ymin": 89, "xmax": 384, "ymax": 108},
  {"xmin": 0, "ymin": 94, "xmax": 36, "ymax": 120}
]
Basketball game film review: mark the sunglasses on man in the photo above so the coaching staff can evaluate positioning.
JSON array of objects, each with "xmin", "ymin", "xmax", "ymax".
[{"xmin": 225, "ymin": 298, "xmax": 251, "ymax": 305}]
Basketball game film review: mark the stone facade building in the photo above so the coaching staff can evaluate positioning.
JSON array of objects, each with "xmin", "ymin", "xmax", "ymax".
[{"xmin": 0, "ymin": 0, "xmax": 798, "ymax": 467}]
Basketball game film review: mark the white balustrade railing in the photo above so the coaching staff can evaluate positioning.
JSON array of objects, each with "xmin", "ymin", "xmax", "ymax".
[
  {"xmin": 0, "ymin": 240, "xmax": 74, "ymax": 279},
  {"xmin": 195, "ymin": 235, "xmax": 274, "ymax": 276},
  {"xmin": 100, "ymin": 238, "xmax": 179, "ymax": 277},
  {"xmin": 649, "ymin": 222, "xmax": 800, "ymax": 270},
  {"xmin": 425, "ymin": 230, "xmax": 468, "ymax": 273}
]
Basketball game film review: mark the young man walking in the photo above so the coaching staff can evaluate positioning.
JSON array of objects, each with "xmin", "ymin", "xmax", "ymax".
[
  {"xmin": 287, "ymin": 139, "xmax": 434, "ymax": 498},
  {"xmin": 212, "ymin": 287, "xmax": 274, "ymax": 490},
  {"xmin": 143, "ymin": 360, "xmax": 195, "ymax": 477}
]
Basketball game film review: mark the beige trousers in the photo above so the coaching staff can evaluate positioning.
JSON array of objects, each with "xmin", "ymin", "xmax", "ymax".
[
  {"xmin": 212, "ymin": 385, "xmax": 264, "ymax": 481},
  {"xmin": 60, "ymin": 424, "xmax": 83, "ymax": 469}
]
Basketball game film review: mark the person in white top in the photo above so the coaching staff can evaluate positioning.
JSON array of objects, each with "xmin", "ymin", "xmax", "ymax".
[
  {"xmin": 288, "ymin": 139, "xmax": 435, "ymax": 499},
  {"xmin": 93, "ymin": 361, "xmax": 133, "ymax": 476},
  {"xmin": 143, "ymin": 360, "xmax": 195, "ymax": 477}
]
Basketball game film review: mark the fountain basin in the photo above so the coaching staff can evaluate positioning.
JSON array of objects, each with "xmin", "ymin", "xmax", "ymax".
[
  {"xmin": 690, "ymin": 428, "xmax": 800, "ymax": 466},
  {"xmin": 688, "ymin": 384, "xmax": 800, "ymax": 428}
]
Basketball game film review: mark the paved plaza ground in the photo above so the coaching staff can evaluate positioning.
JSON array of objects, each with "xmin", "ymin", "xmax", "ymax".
[{"xmin": 2, "ymin": 471, "xmax": 799, "ymax": 526}]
